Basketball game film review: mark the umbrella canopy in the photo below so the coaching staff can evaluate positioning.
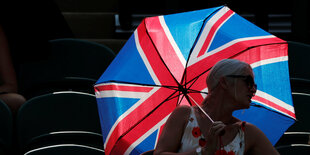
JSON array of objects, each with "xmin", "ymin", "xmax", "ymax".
[{"xmin": 94, "ymin": 6, "xmax": 295, "ymax": 154}]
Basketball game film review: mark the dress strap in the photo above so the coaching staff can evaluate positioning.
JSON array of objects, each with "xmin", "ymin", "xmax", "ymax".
[
  {"xmin": 241, "ymin": 121, "xmax": 246, "ymax": 131},
  {"xmin": 215, "ymin": 136, "xmax": 225, "ymax": 155}
]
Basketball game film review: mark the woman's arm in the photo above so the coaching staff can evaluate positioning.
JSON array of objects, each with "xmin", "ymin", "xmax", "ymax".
[
  {"xmin": 0, "ymin": 24, "xmax": 18, "ymax": 93},
  {"xmin": 154, "ymin": 105, "xmax": 196, "ymax": 155},
  {"xmin": 154, "ymin": 106, "xmax": 226, "ymax": 155},
  {"xmin": 244, "ymin": 123, "xmax": 279, "ymax": 155}
]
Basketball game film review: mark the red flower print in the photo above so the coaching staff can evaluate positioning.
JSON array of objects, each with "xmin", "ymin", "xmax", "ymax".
[
  {"xmin": 215, "ymin": 150, "xmax": 235, "ymax": 155},
  {"xmin": 189, "ymin": 117, "xmax": 194, "ymax": 122},
  {"xmin": 199, "ymin": 138, "xmax": 206, "ymax": 147},
  {"xmin": 192, "ymin": 127, "xmax": 201, "ymax": 138},
  {"xmin": 215, "ymin": 150, "xmax": 227, "ymax": 155},
  {"xmin": 227, "ymin": 151, "xmax": 235, "ymax": 155}
]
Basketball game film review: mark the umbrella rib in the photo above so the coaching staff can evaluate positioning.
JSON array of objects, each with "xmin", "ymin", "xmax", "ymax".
[
  {"xmin": 250, "ymin": 102, "xmax": 295, "ymax": 119},
  {"xmin": 181, "ymin": 6, "xmax": 223, "ymax": 86},
  {"xmin": 184, "ymin": 41, "xmax": 288, "ymax": 87},
  {"xmin": 179, "ymin": 5, "xmax": 286, "ymax": 89},
  {"xmin": 186, "ymin": 74, "xmax": 205, "ymax": 91},
  {"xmin": 188, "ymin": 89, "xmax": 208, "ymax": 95},
  {"xmin": 143, "ymin": 19, "xmax": 181, "ymax": 88},
  {"xmin": 176, "ymin": 91, "xmax": 186, "ymax": 106},
  {"xmin": 98, "ymin": 80, "xmax": 180, "ymax": 91}
]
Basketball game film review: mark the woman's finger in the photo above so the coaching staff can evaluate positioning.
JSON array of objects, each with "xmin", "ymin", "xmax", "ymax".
[
  {"xmin": 214, "ymin": 126, "xmax": 225, "ymax": 135},
  {"xmin": 209, "ymin": 121, "xmax": 226, "ymax": 136}
]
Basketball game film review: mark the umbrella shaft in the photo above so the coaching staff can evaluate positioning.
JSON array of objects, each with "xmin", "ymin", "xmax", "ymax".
[{"xmin": 188, "ymin": 95, "xmax": 214, "ymax": 123}]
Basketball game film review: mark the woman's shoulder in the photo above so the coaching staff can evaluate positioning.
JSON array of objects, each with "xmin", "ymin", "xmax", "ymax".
[
  {"xmin": 242, "ymin": 122, "xmax": 270, "ymax": 147},
  {"xmin": 242, "ymin": 122, "xmax": 263, "ymax": 134},
  {"xmin": 169, "ymin": 105, "xmax": 192, "ymax": 121},
  {"xmin": 240, "ymin": 122, "xmax": 263, "ymax": 138},
  {"xmin": 172, "ymin": 105, "xmax": 192, "ymax": 115},
  {"xmin": 162, "ymin": 105, "xmax": 193, "ymax": 133},
  {"xmin": 242, "ymin": 123, "xmax": 279, "ymax": 154}
]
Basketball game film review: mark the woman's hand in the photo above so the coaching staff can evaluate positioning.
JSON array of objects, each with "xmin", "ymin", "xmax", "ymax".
[{"xmin": 202, "ymin": 121, "xmax": 226, "ymax": 154}]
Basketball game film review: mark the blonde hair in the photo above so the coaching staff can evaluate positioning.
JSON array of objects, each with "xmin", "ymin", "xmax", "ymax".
[{"xmin": 206, "ymin": 59, "xmax": 250, "ymax": 92}]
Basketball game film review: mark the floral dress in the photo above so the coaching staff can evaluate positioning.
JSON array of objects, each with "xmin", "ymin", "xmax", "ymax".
[{"xmin": 178, "ymin": 107, "xmax": 245, "ymax": 155}]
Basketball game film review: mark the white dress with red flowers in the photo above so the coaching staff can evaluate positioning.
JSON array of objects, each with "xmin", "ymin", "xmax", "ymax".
[{"xmin": 178, "ymin": 107, "xmax": 245, "ymax": 155}]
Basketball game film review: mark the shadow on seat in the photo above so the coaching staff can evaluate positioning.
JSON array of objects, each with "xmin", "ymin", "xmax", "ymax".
[{"xmin": 16, "ymin": 91, "xmax": 103, "ymax": 153}]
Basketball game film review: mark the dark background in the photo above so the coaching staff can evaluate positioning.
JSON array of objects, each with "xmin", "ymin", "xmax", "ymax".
[
  {"xmin": 1, "ymin": 0, "xmax": 309, "ymax": 71},
  {"xmin": 118, "ymin": 0, "xmax": 309, "ymax": 44}
]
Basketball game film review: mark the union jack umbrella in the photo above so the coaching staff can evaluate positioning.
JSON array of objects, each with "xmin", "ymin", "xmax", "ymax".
[{"xmin": 94, "ymin": 6, "xmax": 295, "ymax": 154}]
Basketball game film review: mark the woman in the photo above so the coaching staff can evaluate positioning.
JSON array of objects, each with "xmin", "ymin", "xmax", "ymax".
[{"xmin": 154, "ymin": 59, "xmax": 279, "ymax": 155}]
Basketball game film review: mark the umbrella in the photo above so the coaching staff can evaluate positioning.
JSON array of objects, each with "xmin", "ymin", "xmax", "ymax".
[{"xmin": 94, "ymin": 6, "xmax": 295, "ymax": 154}]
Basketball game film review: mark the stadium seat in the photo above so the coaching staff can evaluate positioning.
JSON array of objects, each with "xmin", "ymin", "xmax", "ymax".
[
  {"xmin": 287, "ymin": 93, "xmax": 310, "ymax": 132},
  {"xmin": 24, "ymin": 144, "xmax": 105, "ymax": 155},
  {"xmin": 85, "ymin": 38, "xmax": 127, "ymax": 54},
  {"xmin": 16, "ymin": 91, "xmax": 103, "ymax": 153},
  {"xmin": 290, "ymin": 78, "xmax": 310, "ymax": 94},
  {"xmin": 276, "ymin": 132, "xmax": 310, "ymax": 146},
  {"xmin": 276, "ymin": 144, "xmax": 310, "ymax": 155},
  {"xmin": 288, "ymin": 41, "xmax": 310, "ymax": 80},
  {"xmin": 0, "ymin": 99, "xmax": 13, "ymax": 154},
  {"xmin": 25, "ymin": 131, "xmax": 103, "ymax": 152},
  {"xmin": 62, "ymin": 12, "xmax": 116, "ymax": 39},
  {"xmin": 18, "ymin": 38, "xmax": 115, "ymax": 99},
  {"xmin": 49, "ymin": 38, "xmax": 115, "ymax": 79},
  {"xmin": 54, "ymin": 0, "xmax": 118, "ymax": 13}
]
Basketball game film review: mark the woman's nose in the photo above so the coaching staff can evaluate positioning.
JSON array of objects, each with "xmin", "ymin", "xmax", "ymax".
[{"xmin": 250, "ymin": 84, "xmax": 257, "ymax": 96}]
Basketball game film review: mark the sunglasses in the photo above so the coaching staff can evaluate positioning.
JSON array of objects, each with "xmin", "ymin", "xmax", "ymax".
[{"xmin": 226, "ymin": 75, "xmax": 257, "ymax": 90}]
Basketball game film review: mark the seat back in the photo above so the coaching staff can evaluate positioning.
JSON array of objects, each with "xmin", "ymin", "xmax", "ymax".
[
  {"xmin": 24, "ymin": 144, "xmax": 105, "ymax": 155},
  {"xmin": 18, "ymin": 38, "xmax": 115, "ymax": 98},
  {"xmin": 16, "ymin": 91, "xmax": 102, "ymax": 151},
  {"xmin": 288, "ymin": 41, "xmax": 310, "ymax": 80},
  {"xmin": 287, "ymin": 93, "xmax": 310, "ymax": 132},
  {"xmin": 0, "ymin": 99, "xmax": 13, "ymax": 152},
  {"xmin": 277, "ymin": 144, "xmax": 310, "ymax": 155},
  {"xmin": 276, "ymin": 132, "xmax": 310, "ymax": 146},
  {"xmin": 49, "ymin": 38, "xmax": 115, "ymax": 79},
  {"xmin": 290, "ymin": 78, "xmax": 310, "ymax": 94}
]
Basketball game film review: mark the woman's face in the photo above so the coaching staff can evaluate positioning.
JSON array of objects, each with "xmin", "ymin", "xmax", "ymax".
[{"xmin": 227, "ymin": 67, "xmax": 257, "ymax": 109}]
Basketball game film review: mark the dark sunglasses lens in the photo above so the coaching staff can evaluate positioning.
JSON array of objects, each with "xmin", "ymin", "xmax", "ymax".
[{"xmin": 245, "ymin": 76, "xmax": 255, "ymax": 88}]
